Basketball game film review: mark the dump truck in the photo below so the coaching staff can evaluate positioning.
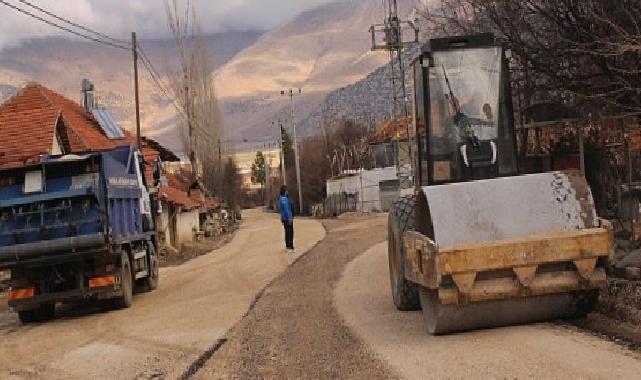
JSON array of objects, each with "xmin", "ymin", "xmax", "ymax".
[
  {"xmin": 388, "ymin": 33, "xmax": 611, "ymax": 334},
  {"xmin": 0, "ymin": 146, "xmax": 159, "ymax": 323}
]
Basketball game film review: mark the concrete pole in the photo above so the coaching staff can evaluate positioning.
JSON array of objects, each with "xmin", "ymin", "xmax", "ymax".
[
  {"xmin": 289, "ymin": 89, "xmax": 304, "ymax": 214},
  {"xmin": 264, "ymin": 142, "xmax": 271, "ymax": 207},
  {"xmin": 131, "ymin": 32, "xmax": 141, "ymax": 149},
  {"xmin": 277, "ymin": 121, "xmax": 286, "ymax": 186}
]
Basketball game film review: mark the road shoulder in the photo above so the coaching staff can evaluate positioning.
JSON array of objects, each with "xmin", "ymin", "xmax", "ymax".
[{"xmin": 335, "ymin": 242, "xmax": 641, "ymax": 380}]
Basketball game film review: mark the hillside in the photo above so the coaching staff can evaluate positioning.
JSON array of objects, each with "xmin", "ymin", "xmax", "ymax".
[
  {"xmin": 217, "ymin": 0, "xmax": 422, "ymax": 147},
  {"xmin": 0, "ymin": 0, "xmax": 424, "ymax": 154},
  {"xmin": 0, "ymin": 31, "xmax": 262, "ymax": 152}
]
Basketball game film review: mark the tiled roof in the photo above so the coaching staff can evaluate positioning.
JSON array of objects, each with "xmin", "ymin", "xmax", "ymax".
[
  {"xmin": 141, "ymin": 146, "xmax": 160, "ymax": 185},
  {"xmin": 0, "ymin": 83, "xmax": 136, "ymax": 169},
  {"xmin": 371, "ymin": 116, "xmax": 414, "ymax": 144},
  {"xmin": 158, "ymin": 185, "xmax": 200, "ymax": 210}
]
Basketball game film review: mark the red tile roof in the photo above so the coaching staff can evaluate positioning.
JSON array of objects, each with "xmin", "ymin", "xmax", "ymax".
[
  {"xmin": 158, "ymin": 185, "xmax": 200, "ymax": 210},
  {"xmin": 0, "ymin": 83, "xmax": 136, "ymax": 169},
  {"xmin": 371, "ymin": 116, "xmax": 414, "ymax": 144}
]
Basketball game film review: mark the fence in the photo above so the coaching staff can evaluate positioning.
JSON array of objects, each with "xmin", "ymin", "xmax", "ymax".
[{"xmin": 319, "ymin": 192, "xmax": 359, "ymax": 217}]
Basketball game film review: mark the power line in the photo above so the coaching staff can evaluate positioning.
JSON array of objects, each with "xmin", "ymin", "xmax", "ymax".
[
  {"xmin": 16, "ymin": 0, "xmax": 131, "ymax": 47},
  {"xmin": 136, "ymin": 43, "xmax": 226, "ymax": 147},
  {"xmin": 137, "ymin": 46, "xmax": 217, "ymax": 145},
  {"xmin": 0, "ymin": 0, "xmax": 129, "ymax": 50},
  {"xmin": 1, "ymin": 0, "xmax": 223, "ymax": 148}
]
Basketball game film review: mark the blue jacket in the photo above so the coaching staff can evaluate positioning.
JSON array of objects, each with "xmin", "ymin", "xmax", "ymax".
[{"xmin": 279, "ymin": 195, "xmax": 293, "ymax": 222}]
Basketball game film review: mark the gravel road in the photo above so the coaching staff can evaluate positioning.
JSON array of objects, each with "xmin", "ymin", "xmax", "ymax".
[
  {"xmin": 336, "ymin": 242, "xmax": 641, "ymax": 379},
  {"xmin": 0, "ymin": 209, "xmax": 324, "ymax": 379},
  {"xmin": 196, "ymin": 213, "xmax": 396, "ymax": 379}
]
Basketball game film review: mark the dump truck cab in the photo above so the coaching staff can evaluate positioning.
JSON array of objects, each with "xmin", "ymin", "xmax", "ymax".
[{"xmin": 387, "ymin": 34, "xmax": 611, "ymax": 334}]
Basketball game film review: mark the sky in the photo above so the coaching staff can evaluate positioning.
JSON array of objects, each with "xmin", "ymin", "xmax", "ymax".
[{"xmin": 0, "ymin": 0, "xmax": 335, "ymax": 48}]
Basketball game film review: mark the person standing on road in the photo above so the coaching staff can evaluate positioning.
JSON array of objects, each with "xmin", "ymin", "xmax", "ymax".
[{"xmin": 279, "ymin": 185, "xmax": 294, "ymax": 251}]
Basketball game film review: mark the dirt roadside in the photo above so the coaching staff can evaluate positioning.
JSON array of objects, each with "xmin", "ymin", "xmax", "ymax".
[
  {"xmin": 336, "ymin": 242, "xmax": 641, "ymax": 379},
  {"xmin": 195, "ymin": 213, "xmax": 396, "ymax": 379},
  {"xmin": 0, "ymin": 209, "xmax": 325, "ymax": 379}
]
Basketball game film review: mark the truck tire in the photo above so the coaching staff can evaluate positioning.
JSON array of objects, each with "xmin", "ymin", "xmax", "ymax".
[
  {"xmin": 145, "ymin": 244, "xmax": 159, "ymax": 291},
  {"xmin": 388, "ymin": 195, "xmax": 421, "ymax": 311},
  {"xmin": 113, "ymin": 252, "xmax": 133, "ymax": 309},
  {"xmin": 18, "ymin": 303, "xmax": 55, "ymax": 324}
]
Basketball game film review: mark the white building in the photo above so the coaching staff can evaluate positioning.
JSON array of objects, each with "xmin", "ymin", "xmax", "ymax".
[{"xmin": 325, "ymin": 167, "xmax": 403, "ymax": 213}]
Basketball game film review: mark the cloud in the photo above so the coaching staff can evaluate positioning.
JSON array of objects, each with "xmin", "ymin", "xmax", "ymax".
[{"xmin": 0, "ymin": 0, "xmax": 335, "ymax": 48}]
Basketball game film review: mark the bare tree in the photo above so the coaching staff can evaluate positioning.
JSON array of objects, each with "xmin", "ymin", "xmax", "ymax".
[
  {"xmin": 165, "ymin": 0, "xmax": 223, "ymax": 193},
  {"xmin": 418, "ymin": 0, "xmax": 641, "ymax": 116}
]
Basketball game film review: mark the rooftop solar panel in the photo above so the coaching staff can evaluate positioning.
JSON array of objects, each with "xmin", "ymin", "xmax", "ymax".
[{"xmin": 92, "ymin": 108, "xmax": 125, "ymax": 139}]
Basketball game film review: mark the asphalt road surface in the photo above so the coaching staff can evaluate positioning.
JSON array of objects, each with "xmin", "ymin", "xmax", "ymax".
[
  {"xmin": 335, "ymin": 242, "xmax": 641, "ymax": 380},
  {"xmin": 0, "ymin": 209, "xmax": 325, "ymax": 379}
]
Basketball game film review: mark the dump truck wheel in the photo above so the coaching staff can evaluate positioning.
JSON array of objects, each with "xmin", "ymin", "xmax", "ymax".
[
  {"xmin": 18, "ymin": 303, "xmax": 55, "ymax": 324},
  {"xmin": 18, "ymin": 309, "xmax": 40, "ymax": 324},
  {"xmin": 113, "ymin": 252, "xmax": 133, "ymax": 309},
  {"xmin": 145, "ymin": 244, "xmax": 159, "ymax": 291},
  {"xmin": 388, "ymin": 195, "xmax": 420, "ymax": 311},
  {"xmin": 38, "ymin": 302, "xmax": 55, "ymax": 321}
]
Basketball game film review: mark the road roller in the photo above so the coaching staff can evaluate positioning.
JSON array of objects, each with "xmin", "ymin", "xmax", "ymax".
[{"xmin": 388, "ymin": 33, "xmax": 611, "ymax": 334}]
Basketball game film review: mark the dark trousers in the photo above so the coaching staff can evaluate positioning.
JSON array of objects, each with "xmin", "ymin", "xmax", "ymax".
[{"xmin": 283, "ymin": 221, "xmax": 294, "ymax": 249}]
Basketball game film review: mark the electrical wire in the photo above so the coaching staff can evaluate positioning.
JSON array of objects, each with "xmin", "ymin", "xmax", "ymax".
[
  {"xmin": 0, "ymin": 0, "xmax": 130, "ymax": 50},
  {"xmin": 1, "ymin": 0, "xmax": 227, "ymax": 147},
  {"xmin": 16, "ymin": 0, "xmax": 131, "ymax": 47}
]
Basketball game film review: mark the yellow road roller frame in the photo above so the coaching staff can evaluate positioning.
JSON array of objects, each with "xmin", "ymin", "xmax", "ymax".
[{"xmin": 403, "ymin": 228, "xmax": 610, "ymax": 306}]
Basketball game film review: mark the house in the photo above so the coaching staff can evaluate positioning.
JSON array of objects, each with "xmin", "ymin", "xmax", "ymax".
[
  {"xmin": 325, "ymin": 167, "xmax": 401, "ymax": 213},
  {"xmin": 156, "ymin": 169, "xmax": 223, "ymax": 248},
  {"xmin": 156, "ymin": 180, "xmax": 200, "ymax": 248},
  {"xmin": 323, "ymin": 116, "xmax": 415, "ymax": 215},
  {"xmin": 0, "ymin": 81, "xmax": 172, "ymax": 191},
  {"xmin": 0, "ymin": 82, "xmax": 138, "ymax": 168},
  {"xmin": 369, "ymin": 116, "xmax": 413, "ymax": 168}
]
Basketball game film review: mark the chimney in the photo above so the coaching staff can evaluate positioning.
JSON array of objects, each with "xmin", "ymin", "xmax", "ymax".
[{"xmin": 81, "ymin": 79, "xmax": 95, "ymax": 113}]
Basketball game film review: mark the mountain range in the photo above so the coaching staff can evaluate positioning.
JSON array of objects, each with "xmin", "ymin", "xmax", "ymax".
[
  {"xmin": 0, "ymin": 31, "xmax": 262, "ymax": 152},
  {"xmin": 0, "ymin": 0, "xmax": 423, "ymax": 153}
]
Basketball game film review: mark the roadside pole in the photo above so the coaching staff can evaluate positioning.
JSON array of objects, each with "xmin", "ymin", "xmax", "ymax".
[
  {"xmin": 131, "ymin": 32, "xmax": 141, "ymax": 148},
  {"xmin": 264, "ymin": 142, "xmax": 271, "ymax": 207},
  {"xmin": 291, "ymin": 91, "xmax": 303, "ymax": 214},
  {"xmin": 282, "ymin": 88, "xmax": 303, "ymax": 213},
  {"xmin": 276, "ymin": 120, "xmax": 286, "ymax": 186}
]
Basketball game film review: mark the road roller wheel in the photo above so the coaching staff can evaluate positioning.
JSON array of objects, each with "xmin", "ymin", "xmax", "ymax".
[
  {"xmin": 419, "ymin": 286, "xmax": 599, "ymax": 335},
  {"xmin": 388, "ymin": 195, "xmax": 420, "ymax": 311}
]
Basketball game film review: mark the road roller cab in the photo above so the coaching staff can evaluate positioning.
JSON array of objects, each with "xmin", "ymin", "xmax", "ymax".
[
  {"xmin": 412, "ymin": 33, "xmax": 517, "ymax": 186},
  {"xmin": 387, "ymin": 33, "xmax": 611, "ymax": 334}
]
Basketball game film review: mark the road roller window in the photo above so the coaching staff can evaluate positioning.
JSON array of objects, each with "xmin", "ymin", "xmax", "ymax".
[{"xmin": 427, "ymin": 47, "xmax": 504, "ymax": 183}]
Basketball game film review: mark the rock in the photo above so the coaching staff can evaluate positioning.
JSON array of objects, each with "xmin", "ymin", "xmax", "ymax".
[
  {"xmin": 615, "ymin": 249, "xmax": 641, "ymax": 269},
  {"xmin": 625, "ymin": 267, "xmax": 641, "ymax": 280}
]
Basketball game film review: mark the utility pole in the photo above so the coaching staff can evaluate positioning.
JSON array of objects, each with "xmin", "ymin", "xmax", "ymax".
[
  {"xmin": 131, "ymin": 32, "xmax": 141, "ymax": 149},
  {"xmin": 275, "ymin": 120, "xmax": 286, "ymax": 186},
  {"xmin": 185, "ymin": 77, "xmax": 196, "ymax": 176},
  {"xmin": 264, "ymin": 142, "xmax": 271, "ymax": 207},
  {"xmin": 281, "ymin": 88, "xmax": 303, "ymax": 213},
  {"xmin": 370, "ymin": 0, "xmax": 418, "ymax": 182},
  {"xmin": 217, "ymin": 138, "xmax": 222, "ymax": 195}
]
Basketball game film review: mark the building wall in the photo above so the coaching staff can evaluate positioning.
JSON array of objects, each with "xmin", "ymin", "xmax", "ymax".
[
  {"xmin": 175, "ymin": 209, "xmax": 199, "ymax": 245},
  {"xmin": 326, "ymin": 167, "xmax": 399, "ymax": 212},
  {"xmin": 157, "ymin": 204, "xmax": 172, "ymax": 247}
]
